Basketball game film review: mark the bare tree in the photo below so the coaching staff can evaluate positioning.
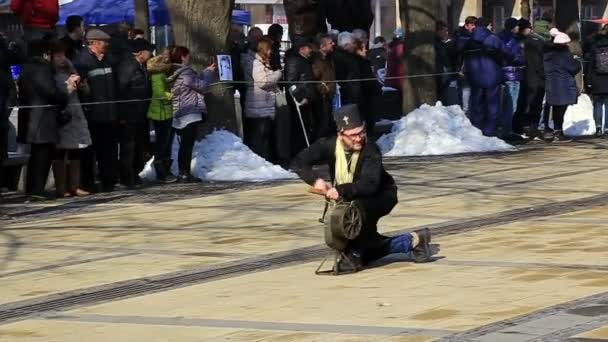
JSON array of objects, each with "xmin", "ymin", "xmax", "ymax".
[
  {"xmin": 400, "ymin": 0, "xmax": 440, "ymax": 113},
  {"xmin": 165, "ymin": 0, "xmax": 238, "ymax": 134},
  {"xmin": 134, "ymin": 0, "xmax": 150, "ymax": 40}
]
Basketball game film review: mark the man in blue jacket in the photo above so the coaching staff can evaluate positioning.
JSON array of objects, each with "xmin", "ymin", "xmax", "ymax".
[
  {"xmin": 498, "ymin": 18, "xmax": 525, "ymax": 140},
  {"xmin": 461, "ymin": 17, "xmax": 513, "ymax": 137}
]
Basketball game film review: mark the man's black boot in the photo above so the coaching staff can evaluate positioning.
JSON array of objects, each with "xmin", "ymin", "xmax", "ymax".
[{"xmin": 412, "ymin": 228, "xmax": 432, "ymax": 263}]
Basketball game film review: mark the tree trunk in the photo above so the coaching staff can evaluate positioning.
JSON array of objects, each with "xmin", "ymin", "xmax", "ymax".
[
  {"xmin": 134, "ymin": 0, "xmax": 150, "ymax": 40},
  {"xmin": 165, "ymin": 0, "xmax": 239, "ymax": 135},
  {"xmin": 284, "ymin": 0, "xmax": 325, "ymax": 43},
  {"xmin": 521, "ymin": 0, "xmax": 531, "ymax": 20},
  {"xmin": 400, "ymin": 0, "xmax": 439, "ymax": 114}
]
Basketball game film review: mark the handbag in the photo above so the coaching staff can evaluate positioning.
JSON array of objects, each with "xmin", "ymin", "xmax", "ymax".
[
  {"xmin": 56, "ymin": 109, "xmax": 72, "ymax": 127},
  {"xmin": 275, "ymin": 89, "xmax": 288, "ymax": 108}
]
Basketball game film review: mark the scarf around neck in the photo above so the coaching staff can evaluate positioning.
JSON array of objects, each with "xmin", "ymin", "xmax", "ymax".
[{"xmin": 334, "ymin": 138, "xmax": 360, "ymax": 185}]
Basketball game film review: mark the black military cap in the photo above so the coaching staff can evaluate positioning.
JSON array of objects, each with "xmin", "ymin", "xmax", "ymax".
[{"xmin": 334, "ymin": 104, "xmax": 363, "ymax": 131}]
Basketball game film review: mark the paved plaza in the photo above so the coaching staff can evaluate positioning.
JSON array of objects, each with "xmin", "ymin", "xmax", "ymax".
[{"xmin": 1, "ymin": 141, "xmax": 608, "ymax": 341}]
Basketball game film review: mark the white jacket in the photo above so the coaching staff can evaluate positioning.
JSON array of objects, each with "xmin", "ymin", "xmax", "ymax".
[{"xmin": 244, "ymin": 54, "xmax": 282, "ymax": 119}]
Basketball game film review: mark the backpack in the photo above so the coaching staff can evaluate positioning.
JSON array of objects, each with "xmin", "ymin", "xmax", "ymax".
[{"xmin": 595, "ymin": 46, "xmax": 608, "ymax": 74}]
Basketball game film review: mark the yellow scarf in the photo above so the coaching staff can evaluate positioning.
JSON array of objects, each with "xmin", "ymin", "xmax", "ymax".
[{"xmin": 334, "ymin": 138, "xmax": 360, "ymax": 185}]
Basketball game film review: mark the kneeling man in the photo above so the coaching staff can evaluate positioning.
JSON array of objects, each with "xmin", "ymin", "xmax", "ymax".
[{"xmin": 292, "ymin": 104, "xmax": 433, "ymax": 268}]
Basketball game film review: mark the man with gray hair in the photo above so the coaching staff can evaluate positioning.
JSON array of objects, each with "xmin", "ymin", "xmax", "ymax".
[
  {"xmin": 334, "ymin": 32, "xmax": 362, "ymax": 110},
  {"xmin": 337, "ymin": 32, "xmax": 356, "ymax": 53},
  {"xmin": 352, "ymin": 29, "xmax": 369, "ymax": 46}
]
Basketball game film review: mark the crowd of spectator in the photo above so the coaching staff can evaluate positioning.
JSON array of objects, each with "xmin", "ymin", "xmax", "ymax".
[{"xmin": 2, "ymin": 2, "xmax": 608, "ymax": 202}]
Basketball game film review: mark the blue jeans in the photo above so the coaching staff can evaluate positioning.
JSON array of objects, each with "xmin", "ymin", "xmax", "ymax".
[
  {"xmin": 386, "ymin": 234, "xmax": 414, "ymax": 255},
  {"xmin": 594, "ymin": 95, "xmax": 608, "ymax": 132},
  {"xmin": 461, "ymin": 81, "xmax": 471, "ymax": 114},
  {"xmin": 501, "ymin": 81, "xmax": 520, "ymax": 138},
  {"xmin": 357, "ymin": 233, "xmax": 414, "ymax": 265}
]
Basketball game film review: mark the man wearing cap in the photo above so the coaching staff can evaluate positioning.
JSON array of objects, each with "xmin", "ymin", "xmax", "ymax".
[
  {"xmin": 116, "ymin": 39, "xmax": 154, "ymax": 188},
  {"xmin": 292, "ymin": 104, "xmax": 432, "ymax": 271},
  {"xmin": 73, "ymin": 29, "xmax": 119, "ymax": 192}
]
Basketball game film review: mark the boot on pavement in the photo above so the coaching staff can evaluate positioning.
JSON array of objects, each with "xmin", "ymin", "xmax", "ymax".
[
  {"xmin": 412, "ymin": 228, "xmax": 433, "ymax": 263},
  {"xmin": 67, "ymin": 160, "xmax": 90, "ymax": 197},
  {"xmin": 52, "ymin": 160, "xmax": 70, "ymax": 198}
]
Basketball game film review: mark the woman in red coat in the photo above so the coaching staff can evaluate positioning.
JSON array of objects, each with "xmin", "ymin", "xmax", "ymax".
[
  {"xmin": 385, "ymin": 29, "xmax": 405, "ymax": 91},
  {"xmin": 11, "ymin": 0, "xmax": 59, "ymax": 40}
]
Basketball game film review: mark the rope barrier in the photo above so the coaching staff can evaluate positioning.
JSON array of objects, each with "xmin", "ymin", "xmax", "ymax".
[
  {"xmin": 7, "ymin": 71, "xmax": 462, "ymax": 110},
  {"xmin": 5, "ymin": 54, "xmax": 596, "ymax": 111}
]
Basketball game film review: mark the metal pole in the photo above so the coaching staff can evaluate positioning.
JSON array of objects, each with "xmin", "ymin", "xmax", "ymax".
[{"xmin": 396, "ymin": 0, "xmax": 402, "ymax": 29}]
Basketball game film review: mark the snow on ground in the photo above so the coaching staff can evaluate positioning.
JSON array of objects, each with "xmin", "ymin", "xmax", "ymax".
[
  {"xmin": 377, "ymin": 102, "xmax": 516, "ymax": 156},
  {"xmin": 139, "ymin": 130, "xmax": 297, "ymax": 182},
  {"xmin": 564, "ymin": 94, "xmax": 596, "ymax": 136}
]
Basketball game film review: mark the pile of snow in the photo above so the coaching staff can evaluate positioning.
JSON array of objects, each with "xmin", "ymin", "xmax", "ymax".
[
  {"xmin": 564, "ymin": 94, "xmax": 596, "ymax": 136},
  {"xmin": 139, "ymin": 130, "xmax": 297, "ymax": 182},
  {"xmin": 377, "ymin": 102, "xmax": 516, "ymax": 156}
]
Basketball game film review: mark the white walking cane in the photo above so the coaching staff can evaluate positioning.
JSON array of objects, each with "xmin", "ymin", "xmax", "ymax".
[{"xmin": 288, "ymin": 85, "xmax": 311, "ymax": 147}]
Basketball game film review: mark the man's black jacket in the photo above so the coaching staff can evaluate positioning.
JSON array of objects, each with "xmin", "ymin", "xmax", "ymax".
[
  {"xmin": 73, "ymin": 50, "xmax": 118, "ymax": 123},
  {"xmin": 284, "ymin": 50, "xmax": 317, "ymax": 103},
  {"xmin": 291, "ymin": 136, "xmax": 395, "ymax": 201},
  {"xmin": 116, "ymin": 56, "xmax": 151, "ymax": 123},
  {"xmin": 333, "ymin": 48, "xmax": 362, "ymax": 107}
]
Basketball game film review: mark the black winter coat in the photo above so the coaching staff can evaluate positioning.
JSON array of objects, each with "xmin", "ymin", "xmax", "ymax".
[
  {"xmin": 60, "ymin": 35, "xmax": 84, "ymax": 62},
  {"xmin": 586, "ymin": 35, "xmax": 608, "ymax": 95},
  {"xmin": 367, "ymin": 47, "xmax": 386, "ymax": 73},
  {"xmin": 117, "ymin": 56, "xmax": 152, "ymax": 123},
  {"xmin": 291, "ymin": 136, "xmax": 395, "ymax": 201},
  {"xmin": 333, "ymin": 48, "xmax": 362, "ymax": 106},
  {"xmin": 435, "ymin": 38, "xmax": 459, "ymax": 91},
  {"xmin": 356, "ymin": 54, "xmax": 381, "ymax": 125},
  {"xmin": 544, "ymin": 44, "xmax": 581, "ymax": 106},
  {"xmin": 73, "ymin": 50, "xmax": 118, "ymax": 123},
  {"xmin": 522, "ymin": 32, "xmax": 547, "ymax": 88},
  {"xmin": 284, "ymin": 51, "xmax": 317, "ymax": 103},
  {"xmin": 17, "ymin": 57, "xmax": 68, "ymax": 144}
]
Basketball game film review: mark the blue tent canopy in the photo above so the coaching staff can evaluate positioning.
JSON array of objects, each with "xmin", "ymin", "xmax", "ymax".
[
  {"xmin": 59, "ymin": 0, "xmax": 171, "ymax": 26},
  {"xmin": 60, "ymin": 0, "xmax": 251, "ymax": 27}
]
